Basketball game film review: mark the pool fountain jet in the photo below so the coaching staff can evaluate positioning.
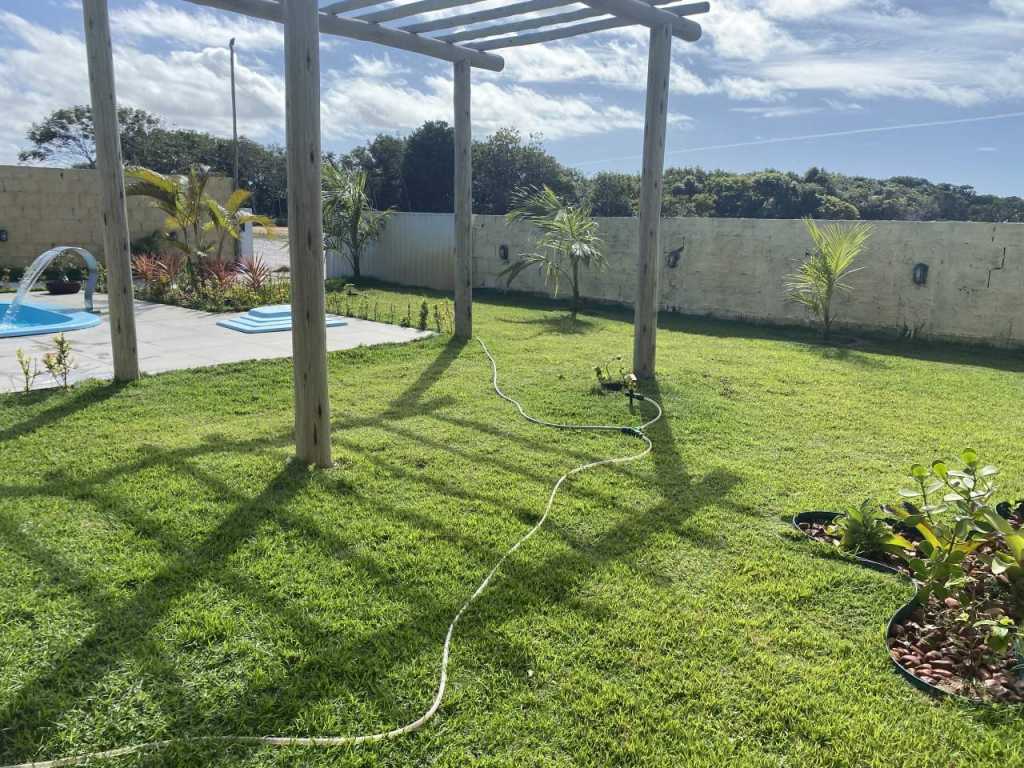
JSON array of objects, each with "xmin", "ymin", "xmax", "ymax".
[{"xmin": 0, "ymin": 247, "xmax": 103, "ymax": 338}]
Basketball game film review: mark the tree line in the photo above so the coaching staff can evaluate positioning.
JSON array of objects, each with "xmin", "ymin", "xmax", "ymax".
[{"xmin": 19, "ymin": 106, "xmax": 1024, "ymax": 224}]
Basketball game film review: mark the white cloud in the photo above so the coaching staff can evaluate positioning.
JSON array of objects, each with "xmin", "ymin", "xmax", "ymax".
[
  {"xmin": 992, "ymin": 0, "xmax": 1024, "ymax": 16},
  {"xmin": 0, "ymin": 11, "xmax": 285, "ymax": 162},
  {"xmin": 732, "ymin": 105, "xmax": 823, "ymax": 118},
  {"xmin": 977, "ymin": 146, "xmax": 998, "ymax": 152},
  {"xmin": 494, "ymin": 40, "xmax": 711, "ymax": 95},
  {"xmin": 350, "ymin": 54, "xmax": 408, "ymax": 78},
  {"xmin": 111, "ymin": 0, "xmax": 282, "ymax": 52},
  {"xmin": 761, "ymin": 0, "xmax": 864, "ymax": 20},
  {"xmin": 717, "ymin": 77, "xmax": 783, "ymax": 101},
  {"xmin": 320, "ymin": 73, "xmax": 657, "ymax": 142},
  {"xmin": 703, "ymin": 1, "xmax": 814, "ymax": 61}
]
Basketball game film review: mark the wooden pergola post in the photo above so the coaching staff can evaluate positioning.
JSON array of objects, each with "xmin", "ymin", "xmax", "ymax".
[
  {"xmin": 633, "ymin": 23, "xmax": 673, "ymax": 379},
  {"xmin": 285, "ymin": 0, "xmax": 332, "ymax": 467},
  {"xmin": 82, "ymin": 0, "xmax": 139, "ymax": 382},
  {"xmin": 453, "ymin": 59, "xmax": 473, "ymax": 339}
]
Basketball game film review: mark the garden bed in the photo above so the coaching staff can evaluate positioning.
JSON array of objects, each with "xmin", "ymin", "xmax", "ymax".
[{"xmin": 793, "ymin": 495, "xmax": 1024, "ymax": 704}]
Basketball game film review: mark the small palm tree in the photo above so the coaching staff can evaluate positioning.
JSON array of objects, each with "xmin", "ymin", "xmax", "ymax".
[
  {"xmin": 126, "ymin": 165, "xmax": 270, "ymax": 283},
  {"xmin": 322, "ymin": 163, "xmax": 390, "ymax": 279},
  {"xmin": 786, "ymin": 218, "xmax": 872, "ymax": 340},
  {"xmin": 503, "ymin": 186, "xmax": 605, "ymax": 318}
]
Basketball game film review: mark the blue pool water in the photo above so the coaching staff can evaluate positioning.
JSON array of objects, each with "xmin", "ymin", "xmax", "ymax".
[{"xmin": 0, "ymin": 301, "xmax": 102, "ymax": 338}]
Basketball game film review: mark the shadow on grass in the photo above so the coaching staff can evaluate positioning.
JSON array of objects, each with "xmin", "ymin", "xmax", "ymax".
[
  {"xmin": 0, "ymin": 381, "xmax": 126, "ymax": 443},
  {"xmin": 501, "ymin": 314, "xmax": 598, "ymax": 336},
  {"xmin": 0, "ymin": 457, "xmax": 323, "ymax": 760}
]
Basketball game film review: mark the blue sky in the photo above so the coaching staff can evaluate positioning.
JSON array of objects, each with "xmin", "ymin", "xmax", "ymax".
[{"xmin": 2, "ymin": 0, "xmax": 1022, "ymax": 196}]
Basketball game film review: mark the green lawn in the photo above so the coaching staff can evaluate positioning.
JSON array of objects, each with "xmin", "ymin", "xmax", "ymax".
[{"xmin": 2, "ymin": 284, "xmax": 1023, "ymax": 767}]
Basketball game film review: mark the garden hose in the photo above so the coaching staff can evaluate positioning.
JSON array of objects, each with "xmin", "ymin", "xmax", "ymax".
[{"xmin": 2, "ymin": 338, "xmax": 662, "ymax": 768}]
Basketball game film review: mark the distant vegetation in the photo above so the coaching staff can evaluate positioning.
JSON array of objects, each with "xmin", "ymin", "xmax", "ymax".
[{"xmin": 19, "ymin": 106, "xmax": 1024, "ymax": 224}]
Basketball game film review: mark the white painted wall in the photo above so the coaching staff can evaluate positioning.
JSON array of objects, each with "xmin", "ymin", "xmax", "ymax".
[{"xmin": 327, "ymin": 212, "xmax": 1024, "ymax": 348}]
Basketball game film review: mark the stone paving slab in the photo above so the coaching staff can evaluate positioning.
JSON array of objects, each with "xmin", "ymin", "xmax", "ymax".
[{"xmin": 1, "ymin": 293, "xmax": 431, "ymax": 393}]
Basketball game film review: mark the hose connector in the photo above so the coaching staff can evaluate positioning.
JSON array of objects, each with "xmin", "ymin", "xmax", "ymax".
[{"xmin": 620, "ymin": 427, "xmax": 645, "ymax": 439}]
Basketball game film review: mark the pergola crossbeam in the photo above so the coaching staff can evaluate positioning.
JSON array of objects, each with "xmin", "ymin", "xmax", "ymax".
[
  {"xmin": 185, "ymin": 0, "xmax": 505, "ymax": 70},
  {"xmin": 355, "ymin": 0, "xmax": 488, "ymax": 24},
  {"xmin": 402, "ymin": 0, "xmax": 577, "ymax": 34},
  {"xmin": 581, "ymin": 0, "xmax": 701, "ymax": 41},
  {"xmin": 465, "ymin": 1, "xmax": 707, "ymax": 49},
  {"xmin": 442, "ymin": 0, "xmax": 705, "ymax": 44},
  {"xmin": 320, "ymin": 0, "xmax": 383, "ymax": 13}
]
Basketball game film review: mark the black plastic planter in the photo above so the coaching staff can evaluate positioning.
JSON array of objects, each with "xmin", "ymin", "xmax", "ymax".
[
  {"xmin": 790, "ymin": 511, "xmax": 904, "ymax": 576},
  {"xmin": 46, "ymin": 280, "xmax": 81, "ymax": 296},
  {"xmin": 792, "ymin": 511, "xmax": 999, "ymax": 704},
  {"xmin": 884, "ymin": 600, "xmax": 987, "ymax": 704}
]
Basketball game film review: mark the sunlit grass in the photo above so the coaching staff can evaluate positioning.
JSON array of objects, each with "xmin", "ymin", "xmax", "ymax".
[{"xmin": 2, "ymin": 283, "xmax": 1023, "ymax": 767}]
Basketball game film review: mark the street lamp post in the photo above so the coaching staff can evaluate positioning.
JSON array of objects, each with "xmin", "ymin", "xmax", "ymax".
[{"xmin": 229, "ymin": 37, "xmax": 239, "ymax": 192}]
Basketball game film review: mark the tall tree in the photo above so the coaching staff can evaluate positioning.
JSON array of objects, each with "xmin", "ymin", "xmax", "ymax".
[
  {"xmin": 344, "ymin": 134, "xmax": 407, "ymax": 211},
  {"xmin": 586, "ymin": 172, "xmax": 639, "ymax": 217},
  {"xmin": 473, "ymin": 128, "xmax": 580, "ymax": 215},
  {"xmin": 19, "ymin": 105, "xmax": 161, "ymax": 168},
  {"xmin": 402, "ymin": 121, "xmax": 454, "ymax": 213}
]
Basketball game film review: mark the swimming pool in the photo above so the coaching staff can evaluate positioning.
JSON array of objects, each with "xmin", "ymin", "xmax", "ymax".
[{"xmin": 0, "ymin": 301, "xmax": 102, "ymax": 338}]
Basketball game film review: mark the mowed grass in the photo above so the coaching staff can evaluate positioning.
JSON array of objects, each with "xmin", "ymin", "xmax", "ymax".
[{"xmin": 2, "ymin": 283, "xmax": 1024, "ymax": 767}]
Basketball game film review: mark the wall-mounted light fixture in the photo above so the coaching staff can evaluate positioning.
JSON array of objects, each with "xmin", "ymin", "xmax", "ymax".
[
  {"xmin": 0, "ymin": 229, "xmax": 8, "ymax": 242},
  {"xmin": 666, "ymin": 243, "xmax": 684, "ymax": 269},
  {"xmin": 912, "ymin": 262, "xmax": 929, "ymax": 286},
  {"xmin": 499, "ymin": 244, "xmax": 509, "ymax": 262}
]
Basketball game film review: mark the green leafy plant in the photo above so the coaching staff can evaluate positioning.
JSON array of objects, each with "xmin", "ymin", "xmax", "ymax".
[
  {"xmin": 15, "ymin": 349, "xmax": 41, "ymax": 393},
  {"xmin": 126, "ymin": 165, "xmax": 271, "ymax": 285},
  {"xmin": 831, "ymin": 500, "xmax": 912, "ymax": 557},
  {"xmin": 43, "ymin": 333, "xmax": 75, "ymax": 391},
  {"xmin": 892, "ymin": 450, "xmax": 1000, "ymax": 603},
  {"xmin": 786, "ymin": 219, "xmax": 872, "ymax": 340},
  {"xmin": 418, "ymin": 301, "xmax": 429, "ymax": 331},
  {"xmin": 322, "ymin": 163, "xmax": 391, "ymax": 279},
  {"xmin": 593, "ymin": 355, "xmax": 637, "ymax": 392},
  {"xmin": 503, "ymin": 186, "xmax": 605, "ymax": 319}
]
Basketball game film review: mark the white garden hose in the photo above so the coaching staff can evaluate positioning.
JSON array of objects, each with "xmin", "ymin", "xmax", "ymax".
[{"xmin": 2, "ymin": 338, "xmax": 662, "ymax": 768}]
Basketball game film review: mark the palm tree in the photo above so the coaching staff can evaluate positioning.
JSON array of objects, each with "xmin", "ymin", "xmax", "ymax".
[
  {"xmin": 502, "ymin": 186, "xmax": 605, "ymax": 318},
  {"xmin": 786, "ymin": 218, "xmax": 872, "ymax": 340},
  {"xmin": 322, "ymin": 162, "xmax": 391, "ymax": 279},
  {"xmin": 126, "ymin": 165, "xmax": 270, "ymax": 284}
]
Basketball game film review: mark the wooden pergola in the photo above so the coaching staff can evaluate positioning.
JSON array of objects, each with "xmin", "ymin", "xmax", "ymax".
[{"xmin": 82, "ymin": 0, "xmax": 709, "ymax": 467}]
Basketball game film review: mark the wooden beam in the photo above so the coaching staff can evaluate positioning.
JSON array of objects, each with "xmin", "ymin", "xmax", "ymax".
[
  {"xmin": 357, "ymin": 0, "xmax": 486, "ymax": 24},
  {"xmin": 468, "ymin": 4, "xmax": 703, "ymax": 50},
  {"xmin": 285, "ymin": 0, "xmax": 332, "ymax": 467},
  {"xmin": 633, "ymin": 24, "xmax": 672, "ymax": 379},
  {"xmin": 82, "ymin": 0, "xmax": 139, "ymax": 382},
  {"xmin": 182, "ymin": 0, "xmax": 505, "ymax": 71},
  {"xmin": 320, "ymin": 0, "xmax": 383, "ymax": 13},
  {"xmin": 581, "ymin": 0, "xmax": 701, "ymax": 41},
  {"xmin": 402, "ymin": 0, "xmax": 574, "ymax": 34},
  {"xmin": 453, "ymin": 59, "xmax": 473, "ymax": 339},
  {"xmin": 442, "ymin": 1, "xmax": 708, "ymax": 44}
]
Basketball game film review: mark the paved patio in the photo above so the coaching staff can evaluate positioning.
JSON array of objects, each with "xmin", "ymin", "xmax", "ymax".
[{"xmin": 1, "ymin": 293, "xmax": 430, "ymax": 393}]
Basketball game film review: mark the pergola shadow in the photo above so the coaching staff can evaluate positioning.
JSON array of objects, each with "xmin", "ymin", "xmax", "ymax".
[{"xmin": 0, "ymin": 336, "xmax": 732, "ymax": 764}]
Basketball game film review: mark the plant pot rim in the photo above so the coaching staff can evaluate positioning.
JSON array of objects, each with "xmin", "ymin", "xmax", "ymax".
[
  {"xmin": 884, "ymin": 600, "xmax": 1010, "ymax": 706},
  {"xmin": 791, "ymin": 511, "xmax": 906, "ymax": 576}
]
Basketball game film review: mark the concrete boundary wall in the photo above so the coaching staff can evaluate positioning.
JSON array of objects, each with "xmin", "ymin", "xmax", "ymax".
[
  {"xmin": 327, "ymin": 212, "xmax": 1024, "ymax": 348},
  {"xmin": 0, "ymin": 165, "xmax": 232, "ymax": 269}
]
